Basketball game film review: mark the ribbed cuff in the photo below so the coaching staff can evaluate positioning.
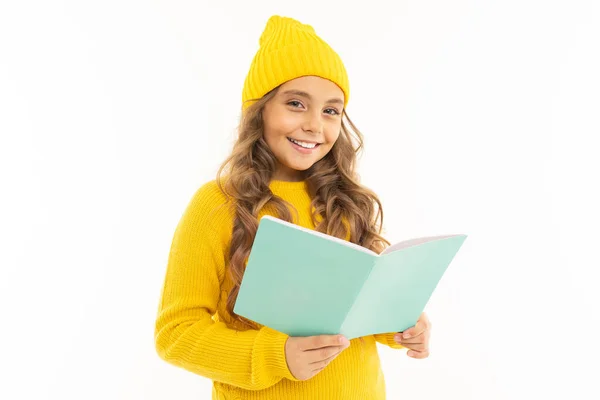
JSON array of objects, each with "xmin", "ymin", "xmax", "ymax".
[
  {"xmin": 378, "ymin": 333, "xmax": 406, "ymax": 349},
  {"xmin": 253, "ymin": 326, "xmax": 301, "ymax": 382}
]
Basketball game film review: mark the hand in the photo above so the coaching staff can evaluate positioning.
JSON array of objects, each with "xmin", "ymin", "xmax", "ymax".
[
  {"xmin": 285, "ymin": 334, "xmax": 351, "ymax": 380},
  {"xmin": 394, "ymin": 312, "xmax": 431, "ymax": 359}
]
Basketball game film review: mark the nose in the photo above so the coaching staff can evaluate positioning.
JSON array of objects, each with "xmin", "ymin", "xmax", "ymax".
[{"xmin": 302, "ymin": 110, "xmax": 323, "ymax": 135}]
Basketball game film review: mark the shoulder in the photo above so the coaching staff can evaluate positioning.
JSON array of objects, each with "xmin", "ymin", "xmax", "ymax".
[
  {"xmin": 192, "ymin": 179, "xmax": 230, "ymax": 207},
  {"xmin": 180, "ymin": 178, "xmax": 235, "ymax": 234}
]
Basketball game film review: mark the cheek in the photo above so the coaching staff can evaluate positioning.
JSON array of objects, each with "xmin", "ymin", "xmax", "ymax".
[
  {"xmin": 262, "ymin": 126, "xmax": 276, "ymax": 145},
  {"xmin": 266, "ymin": 113, "xmax": 301, "ymax": 139},
  {"xmin": 278, "ymin": 115, "xmax": 302, "ymax": 136},
  {"xmin": 324, "ymin": 124, "xmax": 341, "ymax": 144}
]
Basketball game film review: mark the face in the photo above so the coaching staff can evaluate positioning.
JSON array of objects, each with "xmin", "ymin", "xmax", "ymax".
[{"xmin": 262, "ymin": 75, "xmax": 344, "ymax": 182}]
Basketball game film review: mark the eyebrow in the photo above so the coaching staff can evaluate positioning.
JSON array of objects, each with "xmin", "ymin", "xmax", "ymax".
[{"xmin": 281, "ymin": 89, "xmax": 344, "ymax": 106}]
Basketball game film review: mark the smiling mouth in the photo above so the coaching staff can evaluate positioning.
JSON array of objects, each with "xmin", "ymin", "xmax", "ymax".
[{"xmin": 287, "ymin": 137, "xmax": 321, "ymax": 149}]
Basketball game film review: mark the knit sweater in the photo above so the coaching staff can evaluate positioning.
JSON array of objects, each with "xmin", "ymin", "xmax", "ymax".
[{"xmin": 154, "ymin": 179, "xmax": 405, "ymax": 400}]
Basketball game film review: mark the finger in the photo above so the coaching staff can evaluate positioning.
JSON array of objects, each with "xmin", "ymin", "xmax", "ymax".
[
  {"xmin": 394, "ymin": 330, "xmax": 426, "ymax": 344},
  {"xmin": 305, "ymin": 344, "xmax": 348, "ymax": 363},
  {"xmin": 309, "ymin": 347, "xmax": 344, "ymax": 368},
  {"xmin": 401, "ymin": 314, "xmax": 430, "ymax": 339},
  {"xmin": 406, "ymin": 321, "xmax": 426, "ymax": 337},
  {"xmin": 311, "ymin": 349, "xmax": 344, "ymax": 374},
  {"xmin": 398, "ymin": 342, "xmax": 427, "ymax": 352},
  {"xmin": 398, "ymin": 338, "xmax": 427, "ymax": 348},
  {"xmin": 407, "ymin": 349, "xmax": 430, "ymax": 359},
  {"xmin": 398, "ymin": 325, "xmax": 419, "ymax": 339},
  {"xmin": 303, "ymin": 335, "xmax": 349, "ymax": 351}
]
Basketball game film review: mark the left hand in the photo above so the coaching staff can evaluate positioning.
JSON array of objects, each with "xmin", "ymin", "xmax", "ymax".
[{"xmin": 394, "ymin": 312, "xmax": 431, "ymax": 359}]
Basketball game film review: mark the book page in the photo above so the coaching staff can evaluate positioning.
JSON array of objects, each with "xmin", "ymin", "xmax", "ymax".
[
  {"xmin": 234, "ymin": 215, "xmax": 378, "ymax": 338},
  {"xmin": 261, "ymin": 215, "xmax": 378, "ymax": 256},
  {"xmin": 381, "ymin": 234, "xmax": 464, "ymax": 255},
  {"xmin": 340, "ymin": 233, "xmax": 467, "ymax": 338}
]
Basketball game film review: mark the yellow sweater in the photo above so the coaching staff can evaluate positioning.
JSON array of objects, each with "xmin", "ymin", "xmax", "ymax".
[{"xmin": 154, "ymin": 179, "xmax": 404, "ymax": 400}]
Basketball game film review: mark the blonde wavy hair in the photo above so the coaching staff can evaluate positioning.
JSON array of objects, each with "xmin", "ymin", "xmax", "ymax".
[{"xmin": 216, "ymin": 85, "xmax": 391, "ymax": 330}]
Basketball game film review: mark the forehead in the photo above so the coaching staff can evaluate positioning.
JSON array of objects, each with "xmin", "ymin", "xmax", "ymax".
[{"xmin": 279, "ymin": 76, "xmax": 344, "ymax": 99}]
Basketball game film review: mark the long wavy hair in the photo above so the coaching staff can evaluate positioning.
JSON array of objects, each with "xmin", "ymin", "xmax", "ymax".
[{"xmin": 216, "ymin": 85, "xmax": 391, "ymax": 330}]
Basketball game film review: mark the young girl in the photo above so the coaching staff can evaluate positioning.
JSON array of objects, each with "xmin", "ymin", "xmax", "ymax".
[{"xmin": 155, "ymin": 15, "xmax": 431, "ymax": 400}]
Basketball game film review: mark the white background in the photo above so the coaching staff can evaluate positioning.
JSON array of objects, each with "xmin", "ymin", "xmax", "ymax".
[{"xmin": 1, "ymin": 1, "xmax": 599, "ymax": 399}]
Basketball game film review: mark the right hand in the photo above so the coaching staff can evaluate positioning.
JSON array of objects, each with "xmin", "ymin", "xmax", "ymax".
[{"xmin": 284, "ymin": 334, "xmax": 351, "ymax": 381}]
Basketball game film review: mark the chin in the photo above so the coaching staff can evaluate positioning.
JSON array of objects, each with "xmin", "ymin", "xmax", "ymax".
[{"xmin": 287, "ymin": 162, "xmax": 314, "ymax": 172}]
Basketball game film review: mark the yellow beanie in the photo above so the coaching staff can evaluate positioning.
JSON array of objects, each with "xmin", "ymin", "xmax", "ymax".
[{"xmin": 242, "ymin": 15, "xmax": 350, "ymax": 111}]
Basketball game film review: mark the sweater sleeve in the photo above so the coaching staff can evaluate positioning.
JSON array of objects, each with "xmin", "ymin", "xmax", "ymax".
[
  {"xmin": 372, "ymin": 333, "xmax": 406, "ymax": 349},
  {"xmin": 154, "ymin": 184, "xmax": 300, "ymax": 390}
]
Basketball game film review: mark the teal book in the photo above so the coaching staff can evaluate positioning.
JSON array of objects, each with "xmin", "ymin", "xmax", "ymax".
[{"xmin": 233, "ymin": 215, "xmax": 468, "ymax": 340}]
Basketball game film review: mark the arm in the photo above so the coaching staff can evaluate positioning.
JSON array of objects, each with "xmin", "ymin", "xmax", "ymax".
[
  {"xmin": 373, "ymin": 333, "xmax": 406, "ymax": 349},
  {"xmin": 154, "ymin": 185, "xmax": 299, "ymax": 390}
]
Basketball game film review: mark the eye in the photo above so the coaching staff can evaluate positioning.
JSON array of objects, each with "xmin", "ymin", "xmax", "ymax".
[
  {"xmin": 324, "ymin": 108, "xmax": 340, "ymax": 116},
  {"xmin": 287, "ymin": 100, "xmax": 304, "ymax": 108}
]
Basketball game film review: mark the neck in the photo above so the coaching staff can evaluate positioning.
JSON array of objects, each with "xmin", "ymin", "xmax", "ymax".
[{"xmin": 272, "ymin": 166, "xmax": 305, "ymax": 182}]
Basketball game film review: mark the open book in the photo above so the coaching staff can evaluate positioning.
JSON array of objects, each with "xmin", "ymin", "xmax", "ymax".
[{"xmin": 233, "ymin": 215, "xmax": 468, "ymax": 340}]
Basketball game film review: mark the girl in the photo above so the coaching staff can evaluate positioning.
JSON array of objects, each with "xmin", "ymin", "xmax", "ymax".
[{"xmin": 154, "ymin": 15, "xmax": 431, "ymax": 400}]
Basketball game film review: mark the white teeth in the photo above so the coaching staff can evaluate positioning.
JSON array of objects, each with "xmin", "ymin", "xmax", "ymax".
[{"xmin": 288, "ymin": 138, "xmax": 317, "ymax": 149}]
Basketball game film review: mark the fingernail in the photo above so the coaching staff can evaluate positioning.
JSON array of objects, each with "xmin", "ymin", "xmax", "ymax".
[
  {"xmin": 394, "ymin": 334, "xmax": 402, "ymax": 342},
  {"xmin": 339, "ymin": 336, "xmax": 350, "ymax": 345},
  {"xmin": 403, "ymin": 332, "xmax": 410, "ymax": 339}
]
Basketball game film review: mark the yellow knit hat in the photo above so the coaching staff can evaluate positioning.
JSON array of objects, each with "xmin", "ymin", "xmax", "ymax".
[{"xmin": 242, "ymin": 15, "xmax": 350, "ymax": 111}]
